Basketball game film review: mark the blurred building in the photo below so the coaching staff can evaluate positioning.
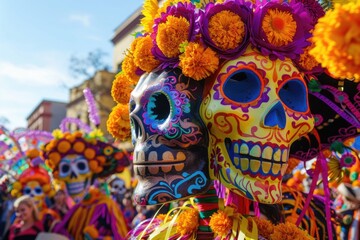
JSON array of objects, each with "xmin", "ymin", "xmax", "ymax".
[
  {"xmin": 66, "ymin": 70, "xmax": 116, "ymax": 139},
  {"xmin": 111, "ymin": 7, "xmax": 142, "ymax": 73},
  {"xmin": 26, "ymin": 100, "xmax": 67, "ymax": 131}
]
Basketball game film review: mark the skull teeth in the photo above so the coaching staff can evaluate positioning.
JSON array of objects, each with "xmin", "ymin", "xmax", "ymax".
[
  {"xmin": 134, "ymin": 150, "xmax": 186, "ymax": 164},
  {"xmin": 134, "ymin": 163, "xmax": 185, "ymax": 177},
  {"xmin": 234, "ymin": 142, "xmax": 289, "ymax": 163},
  {"xmin": 232, "ymin": 157, "xmax": 287, "ymax": 177}
]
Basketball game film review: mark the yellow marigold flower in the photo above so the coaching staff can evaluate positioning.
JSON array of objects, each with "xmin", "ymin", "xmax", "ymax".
[
  {"xmin": 111, "ymin": 73, "xmax": 134, "ymax": 104},
  {"xmin": 156, "ymin": 16, "xmax": 190, "ymax": 58},
  {"xmin": 133, "ymin": 36, "xmax": 160, "ymax": 72},
  {"xmin": 88, "ymin": 128, "xmax": 104, "ymax": 139},
  {"xmin": 179, "ymin": 42, "xmax": 219, "ymax": 80},
  {"xmin": 52, "ymin": 129, "xmax": 64, "ymax": 139},
  {"xmin": 262, "ymin": 8, "xmax": 297, "ymax": 47},
  {"xmin": 177, "ymin": 208, "xmax": 199, "ymax": 236},
  {"xmin": 270, "ymin": 222, "xmax": 313, "ymax": 240},
  {"xmin": 209, "ymin": 210, "xmax": 233, "ymax": 237},
  {"xmin": 249, "ymin": 217, "xmax": 274, "ymax": 239},
  {"xmin": 157, "ymin": 0, "xmax": 191, "ymax": 18},
  {"xmin": 141, "ymin": 0, "xmax": 159, "ymax": 33},
  {"xmin": 107, "ymin": 104, "xmax": 131, "ymax": 141},
  {"xmin": 310, "ymin": 1, "xmax": 360, "ymax": 81},
  {"xmin": 122, "ymin": 55, "xmax": 140, "ymax": 84},
  {"xmin": 209, "ymin": 10, "xmax": 245, "ymax": 50}
]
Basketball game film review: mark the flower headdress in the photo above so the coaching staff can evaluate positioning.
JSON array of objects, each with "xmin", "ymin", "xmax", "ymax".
[
  {"xmin": 11, "ymin": 149, "xmax": 55, "ymax": 198},
  {"xmin": 108, "ymin": 0, "xmax": 322, "ymax": 139},
  {"xmin": 41, "ymin": 130, "xmax": 130, "ymax": 179}
]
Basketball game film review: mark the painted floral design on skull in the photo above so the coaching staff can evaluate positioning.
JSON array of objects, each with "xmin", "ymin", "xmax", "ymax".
[
  {"xmin": 200, "ymin": 46, "xmax": 314, "ymax": 203},
  {"xmin": 130, "ymin": 68, "xmax": 211, "ymax": 205}
]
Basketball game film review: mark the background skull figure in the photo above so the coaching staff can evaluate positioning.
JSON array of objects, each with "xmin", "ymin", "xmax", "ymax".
[{"xmin": 130, "ymin": 68, "xmax": 211, "ymax": 205}]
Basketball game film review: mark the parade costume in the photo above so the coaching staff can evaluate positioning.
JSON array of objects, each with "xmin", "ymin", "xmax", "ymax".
[
  {"xmin": 10, "ymin": 150, "xmax": 59, "ymax": 231},
  {"xmin": 42, "ymin": 126, "xmax": 130, "ymax": 239},
  {"xmin": 106, "ymin": 0, "xmax": 359, "ymax": 239}
]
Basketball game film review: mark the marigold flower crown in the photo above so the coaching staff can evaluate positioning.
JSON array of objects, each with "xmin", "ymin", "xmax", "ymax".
[
  {"xmin": 108, "ymin": 0, "xmax": 359, "ymax": 140},
  {"xmin": 41, "ymin": 130, "xmax": 129, "ymax": 179}
]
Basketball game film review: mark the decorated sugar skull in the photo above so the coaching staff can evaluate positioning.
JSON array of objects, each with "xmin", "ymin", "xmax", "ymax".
[
  {"xmin": 201, "ymin": 46, "xmax": 314, "ymax": 203},
  {"xmin": 108, "ymin": 0, "xmax": 321, "ymax": 205},
  {"xmin": 58, "ymin": 154, "xmax": 92, "ymax": 201},
  {"xmin": 130, "ymin": 68, "xmax": 211, "ymax": 205},
  {"xmin": 11, "ymin": 149, "xmax": 54, "ymax": 210},
  {"xmin": 42, "ymin": 131, "xmax": 130, "ymax": 203}
]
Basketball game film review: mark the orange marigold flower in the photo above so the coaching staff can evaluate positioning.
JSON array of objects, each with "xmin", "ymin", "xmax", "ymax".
[
  {"xmin": 156, "ymin": 16, "xmax": 190, "ymax": 58},
  {"xmin": 177, "ymin": 208, "xmax": 199, "ymax": 236},
  {"xmin": 133, "ymin": 36, "xmax": 160, "ymax": 72},
  {"xmin": 111, "ymin": 73, "xmax": 134, "ymax": 104},
  {"xmin": 298, "ymin": 42, "xmax": 320, "ymax": 72},
  {"xmin": 107, "ymin": 104, "xmax": 131, "ymax": 140},
  {"xmin": 262, "ymin": 8, "xmax": 297, "ymax": 47},
  {"xmin": 249, "ymin": 217, "xmax": 274, "ymax": 239},
  {"xmin": 208, "ymin": 10, "xmax": 245, "ymax": 50},
  {"xmin": 310, "ymin": 1, "xmax": 360, "ymax": 81},
  {"xmin": 122, "ymin": 55, "xmax": 140, "ymax": 84},
  {"xmin": 209, "ymin": 210, "xmax": 233, "ymax": 237},
  {"xmin": 179, "ymin": 42, "xmax": 219, "ymax": 80},
  {"xmin": 270, "ymin": 222, "xmax": 313, "ymax": 240}
]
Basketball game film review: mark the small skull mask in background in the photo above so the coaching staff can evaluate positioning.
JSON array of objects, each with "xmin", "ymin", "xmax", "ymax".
[
  {"xmin": 201, "ymin": 47, "xmax": 314, "ymax": 204},
  {"xmin": 59, "ymin": 154, "xmax": 93, "ymax": 203},
  {"xmin": 108, "ymin": 176, "xmax": 127, "ymax": 202},
  {"xmin": 23, "ymin": 180, "xmax": 45, "ymax": 209},
  {"xmin": 130, "ymin": 68, "xmax": 211, "ymax": 205}
]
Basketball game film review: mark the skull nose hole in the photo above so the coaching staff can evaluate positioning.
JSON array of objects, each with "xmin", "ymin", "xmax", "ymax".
[
  {"xmin": 148, "ymin": 92, "xmax": 170, "ymax": 122},
  {"xmin": 131, "ymin": 117, "xmax": 142, "ymax": 139},
  {"xmin": 264, "ymin": 101, "xmax": 286, "ymax": 129},
  {"xmin": 70, "ymin": 171, "xmax": 77, "ymax": 179}
]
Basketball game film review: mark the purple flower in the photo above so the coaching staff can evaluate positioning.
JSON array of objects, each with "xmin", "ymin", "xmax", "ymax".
[
  {"xmin": 151, "ymin": 2, "xmax": 199, "ymax": 69},
  {"xmin": 250, "ymin": 0, "xmax": 312, "ymax": 61},
  {"xmin": 199, "ymin": 0, "xmax": 252, "ymax": 59},
  {"xmin": 294, "ymin": 0, "xmax": 325, "ymax": 26}
]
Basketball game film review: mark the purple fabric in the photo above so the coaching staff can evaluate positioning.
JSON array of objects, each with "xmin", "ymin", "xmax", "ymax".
[
  {"xmin": 53, "ymin": 199, "xmax": 125, "ymax": 240},
  {"xmin": 295, "ymin": 157, "xmax": 320, "ymax": 226}
]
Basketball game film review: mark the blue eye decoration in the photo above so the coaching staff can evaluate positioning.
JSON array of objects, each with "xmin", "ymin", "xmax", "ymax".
[
  {"xmin": 279, "ymin": 79, "xmax": 308, "ymax": 112},
  {"xmin": 223, "ymin": 69, "xmax": 262, "ymax": 103}
]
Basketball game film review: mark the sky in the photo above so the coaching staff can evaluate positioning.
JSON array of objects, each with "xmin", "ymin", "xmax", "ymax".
[{"xmin": 0, "ymin": 0, "xmax": 143, "ymax": 130}]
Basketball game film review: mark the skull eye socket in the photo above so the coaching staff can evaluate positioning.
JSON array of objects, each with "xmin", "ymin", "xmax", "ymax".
[
  {"xmin": 59, "ymin": 162, "xmax": 71, "ymax": 178},
  {"xmin": 279, "ymin": 79, "xmax": 308, "ymax": 112},
  {"xmin": 147, "ymin": 92, "xmax": 171, "ymax": 123},
  {"xmin": 76, "ymin": 160, "xmax": 89, "ymax": 174},
  {"xmin": 34, "ymin": 186, "xmax": 43, "ymax": 195},
  {"xmin": 23, "ymin": 187, "xmax": 32, "ymax": 195},
  {"xmin": 223, "ymin": 69, "xmax": 262, "ymax": 103}
]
